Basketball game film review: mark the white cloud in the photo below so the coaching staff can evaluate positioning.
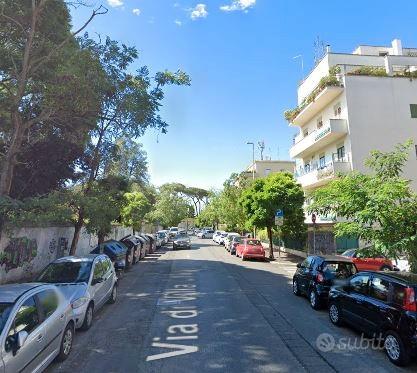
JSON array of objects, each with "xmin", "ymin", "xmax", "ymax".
[
  {"xmin": 175, "ymin": 19, "xmax": 183, "ymax": 26},
  {"xmin": 220, "ymin": 0, "xmax": 256, "ymax": 12},
  {"xmin": 132, "ymin": 8, "xmax": 141, "ymax": 16},
  {"xmin": 107, "ymin": 0, "xmax": 123, "ymax": 7},
  {"xmin": 190, "ymin": 4, "xmax": 208, "ymax": 20}
]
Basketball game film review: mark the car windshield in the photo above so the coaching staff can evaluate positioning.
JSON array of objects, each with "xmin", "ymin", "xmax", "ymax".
[
  {"xmin": 342, "ymin": 249, "xmax": 356, "ymax": 257},
  {"xmin": 0, "ymin": 303, "xmax": 13, "ymax": 335},
  {"xmin": 38, "ymin": 261, "xmax": 93, "ymax": 284},
  {"xmin": 175, "ymin": 234, "xmax": 188, "ymax": 240},
  {"xmin": 158, "ymin": 232, "xmax": 165, "ymax": 238},
  {"xmin": 246, "ymin": 239, "xmax": 261, "ymax": 246},
  {"xmin": 322, "ymin": 261, "xmax": 357, "ymax": 279}
]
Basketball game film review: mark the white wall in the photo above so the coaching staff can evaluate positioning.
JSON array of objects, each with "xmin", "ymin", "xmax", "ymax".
[{"xmin": 345, "ymin": 75, "xmax": 417, "ymax": 189}]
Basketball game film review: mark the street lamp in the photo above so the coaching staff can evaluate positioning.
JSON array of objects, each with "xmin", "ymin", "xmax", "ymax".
[{"xmin": 246, "ymin": 142, "xmax": 255, "ymax": 180}]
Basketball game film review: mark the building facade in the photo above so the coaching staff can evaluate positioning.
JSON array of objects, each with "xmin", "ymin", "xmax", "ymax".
[
  {"xmin": 244, "ymin": 160, "xmax": 295, "ymax": 179},
  {"xmin": 286, "ymin": 39, "xmax": 417, "ymax": 252}
]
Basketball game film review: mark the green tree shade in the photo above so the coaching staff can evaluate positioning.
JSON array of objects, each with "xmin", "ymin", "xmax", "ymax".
[
  {"xmin": 240, "ymin": 172, "xmax": 305, "ymax": 259},
  {"xmin": 121, "ymin": 192, "xmax": 152, "ymax": 233},
  {"xmin": 146, "ymin": 188, "xmax": 194, "ymax": 228},
  {"xmin": 308, "ymin": 141, "xmax": 417, "ymax": 272}
]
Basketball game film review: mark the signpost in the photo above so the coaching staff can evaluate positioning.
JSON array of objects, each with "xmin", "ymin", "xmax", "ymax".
[{"xmin": 275, "ymin": 209, "xmax": 284, "ymax": 257}]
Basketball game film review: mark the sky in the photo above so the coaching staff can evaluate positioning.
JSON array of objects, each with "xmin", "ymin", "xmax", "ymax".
[{"xmin": 72, "ymin": 0, "xmax": 417, "ymax": 190}]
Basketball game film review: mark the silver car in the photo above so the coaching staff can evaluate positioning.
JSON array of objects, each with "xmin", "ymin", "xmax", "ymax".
[
  {"xmin": 0, "ymin": 283, "xmax": 75, "ymax": 373},
  {"xmin": 37, "ymin": 255, "xmax": 117, "ymax": 330}
]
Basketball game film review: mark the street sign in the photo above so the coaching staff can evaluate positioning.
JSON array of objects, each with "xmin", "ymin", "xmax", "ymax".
[
  {"xmin": 275, "ymin": 216, "xmax": 284, "ymax": 226},
  {"xmin": 275, "ymin": 209, "xmax": 284, "ymax": 218}
]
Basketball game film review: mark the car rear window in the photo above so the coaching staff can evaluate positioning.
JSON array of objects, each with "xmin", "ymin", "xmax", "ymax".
[
  {"xmin": 322, "ymin": 261, "xmax": 357, "ymax": 279},
  {"xmin": 391, "ymin": 283, "xmax": 406, "ymax": 306},
  {"xmin": 370, "ymin": 276, "xmax": 390, "ymax": 302},
  {"xmin": 246, "ymin": 240, "xmax": 261, "ymax": 246}
]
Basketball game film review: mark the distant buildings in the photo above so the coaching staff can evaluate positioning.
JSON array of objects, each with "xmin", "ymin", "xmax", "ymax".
[
  {"xmin": 285, "ymin": 39, "xmax": 417, "ymax": 252},
  {"xmin": 243, "ymin": 160, "xmax": 295, "ymax": 180}
]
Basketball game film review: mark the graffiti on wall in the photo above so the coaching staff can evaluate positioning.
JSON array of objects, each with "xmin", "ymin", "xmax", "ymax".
[{"xmin": 0, "ymin": 237, "xmax": 38, "ymax": 272}]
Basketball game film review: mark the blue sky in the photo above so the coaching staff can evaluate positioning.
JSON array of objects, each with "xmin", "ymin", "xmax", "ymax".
[{"xmin": 72, "ymin": 0, "xmax": 417, "ymax": 189}]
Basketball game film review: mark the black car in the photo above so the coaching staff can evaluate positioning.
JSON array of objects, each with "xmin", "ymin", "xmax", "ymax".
[
  {"xmin": 120, "ymin": 235, "xmax": 142, "ymax": 267},
  {"xmin": 293, "ymin": 255, "xmax": 358, "ymax": 309},
  {"xmin": 328, "ymin": 271, "xmax": 417, "ymax": 366}
]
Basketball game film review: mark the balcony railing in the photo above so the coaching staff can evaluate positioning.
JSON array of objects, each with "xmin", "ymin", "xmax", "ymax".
[{"xmin": 290, "ymin": 119, "xmax": 348, "ymax": 159}]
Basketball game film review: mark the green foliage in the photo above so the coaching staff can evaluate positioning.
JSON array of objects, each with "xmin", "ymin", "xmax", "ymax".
[
  {"xmin": 347, "ymin": 66, "xmax": 388, "ymax": 77},
  {"xmin": 121, "ymin": 192, "xmax": 152, "ymax": 232},
  {"xmin": 309, "ymin": 141, "xmax": 417, "ymax": 272},
  {"xmin": 284, "ymin": 74, "xmax": 342, "ymax": 122}
]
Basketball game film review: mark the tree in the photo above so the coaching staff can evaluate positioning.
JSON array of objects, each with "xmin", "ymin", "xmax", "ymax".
[
  {"xmin": 121, "ymin": 192, "xmax": 152, "ymax": 233},
  {"xmin": 69, "ymin": 36, "xmax": 190, "ymax": 253},
  {"xmin": 0, "ymin": 1, "xmax": 106, "ymax": 197},
  {"xmin": 240, "ymin": 172, "xmax": 305, "ymax": 260},
  {"xmin": 196, "ymin": 191, "xmax": 222, "ymax": 228},
  {"xmin": 309, "ymin": 141, "xmax": 417, "ymax": 272},
  {"xmin": 147, "ymin": 188, "xmax": 193, "ymax": 228}
]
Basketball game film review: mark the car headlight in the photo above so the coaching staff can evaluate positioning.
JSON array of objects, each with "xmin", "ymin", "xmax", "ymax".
[{"xmin": 71, "ymin": 297, "xmax": 89, "ymax": 309}]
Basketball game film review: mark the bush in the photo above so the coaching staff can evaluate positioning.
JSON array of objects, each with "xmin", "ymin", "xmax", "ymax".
[{"xmin": 348, "ymin": 66, "xmax": 388, "ymax": 77}]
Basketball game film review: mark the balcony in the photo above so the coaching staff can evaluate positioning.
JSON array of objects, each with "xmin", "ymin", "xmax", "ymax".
[
  {"xmin": 290, "ymin": 119, "xmax": 348, "ymax": 159},
  {"xmin": 295, "ymin": 159, "xmax": 351, "ymax": 190},
  {"xmin": 292, "ymin": 85, "xmax": 344, "ymax": 126}
]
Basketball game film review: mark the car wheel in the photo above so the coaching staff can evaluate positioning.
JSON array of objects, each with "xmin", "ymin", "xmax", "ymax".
[
  {"xmin": 108, "ymin": 284, "xmax": 117, "ymax": 304},
  {"xmin": 292, "ymin": 279, "xmax": 301, "ymax": 296},
  {"xmin": 173, "ymin": 245, "xmax": 176, "ymax": 251},
  {"xmin": 242, "ymin": 256, "xmax": 246, "ymax": 261},
  {"xmin": 81, "ymin": 303, "xmax": 94, "ymax": 331},
  {"xmin": 329, "ymin": 302, "xmax": 343, "ymax": 326},
  {"xmin": 56, "ymin": 323, "xmax": 74, "ymax": 362},
  {"xmin": 202, "ymin": 235, "xmax": 205, "ymax": 239},
  {"xmin": 380, "ymin": 265, "xmax": 391, "ymax": 271},
  {"xmin": 309, "ymin": 289, "xmax": 321, "ymax": 310},
  {"xmin": 384, "ymin": 331, "xmax": 410, "ymax": 366}
]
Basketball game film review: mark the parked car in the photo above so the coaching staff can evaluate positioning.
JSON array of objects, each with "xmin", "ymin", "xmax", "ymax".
[
  {"xmin": 224, "ymin": 233, "xmax": 240, "ymax": 252},
  {"xmin": 156, "ymin": 231, "xmax": 167, "ymax": 247},
  {"xmin": 144, "ymin": 234, "xmax": 156, "ymax": 253},
  {"xmin": 37, "ymin": 255, "xmax": 118, "ymax": 331},
  {"xmin": 169, "ymin": 227, "xmax": 179, "ymax": 240},
  {"xmin": 134, "ymin": 235, "xmax": 147, "ymax": 259},
  {"xmin": 90, "ymin": 240, "xmax": 127, "ymax": 272},
  {"xmin": 137, "ymin": 234, "xmax": 151, "ymax": 255},
  {"xmin": 197, "ymin": 229, "xmax": 214, "ymax": 239},
  {"xmin": 229, "ymin": 236, "xmax": 242, "ymax": 255},
  {"xmin": 236, "ymin": 239, "xmax": 266, "ymax": 261},
  {"xmin": 218, "ymin": 232, "xmax": 229, "ymax": 245},
  {"xmin": 172, "ymin": 233, "xmax": 191, "ymax": 250},
  {"xmin": 120, "ymin": 235, "xmax": 141, "ymax": 267},
  {"xmin": 213, "ymin": 231, "xmax": 224, "ymax": 244},
  {"xmin": 0, "ymin": 283, "xmax": 75, "ymax": 372},
  {"xmin": 292, "ymin": 255, "xmax": 358, "ymax": 310},
  {"xmin": 341, "ymin": 249, "xmax": 398, "ymax": 271},
  {"xmin": 328, "ymin": 271, "xmax": 417, "ymax": 366}
]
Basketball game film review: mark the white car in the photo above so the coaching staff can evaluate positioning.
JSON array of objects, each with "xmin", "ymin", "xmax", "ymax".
[
  {"xmin": 224, "ymin": 233, "xmax": 240, "ymax": 251},
  {"xmin": 169, "ymin": 227, "xmax": 179, "ymax": 240},
  {"xmin": 218, "ymin": 232, "xmax": 229, "ymax": 245},
  {"xmin": 197, "ymin": 229, "xmax": 214, "ymax": 239},
  {"xmin": 394, "ymin": 255, "xmax": 410, "ymax": 272},
  {"xmin": 213, "ymin": 231, "xmax": 223, "ymax": 243}
]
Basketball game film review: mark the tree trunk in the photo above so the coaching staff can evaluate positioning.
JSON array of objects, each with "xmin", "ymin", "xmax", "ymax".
[
  {"xmin": 267, "ymin": 226, "xmax": 274, "ymax": 260},
  {"xmin": 70, "ymin": 211, "xmax": 84, "ymax": 255},
  {"xmin": 98, "ymin": 231, "xmax": 105, "ymax": 244}
]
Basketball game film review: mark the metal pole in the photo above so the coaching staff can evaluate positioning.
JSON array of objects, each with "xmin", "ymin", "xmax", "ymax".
[
  {"xmin": 247, "ymin": 142, "xmax": 255, "ymax": 180},
  {"xmin": 313, "ymin": 225, "xmax": 316, "ymax": 254}
]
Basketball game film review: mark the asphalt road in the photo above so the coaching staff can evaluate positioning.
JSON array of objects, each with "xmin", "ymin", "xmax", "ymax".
[{"xmin": 48, "ymin": 238, "xmax": 417, "ymax": 373}]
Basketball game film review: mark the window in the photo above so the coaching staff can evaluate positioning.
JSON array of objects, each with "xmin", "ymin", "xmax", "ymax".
[
  {"xmin": 410, "ymin": 104, "xmax": 417, "ymax": 118},
  {"xmin": 337, "ymin": 145, "xmax": 345, "ymax": 161},
  {"xmin": 319, "ymin": 155, "xmax": 326, "ymax": 168},
  {"xmin": 37, "ymin": 290, "xmax": 58, "ymax": 319},
  {"xmin": 264, "ymin": 168, "xmax": 271, "ymax": 176},
  {"xmin": 370, "ymin": 277, "xmax": 390, "ymax": 302},
  {"xmin": 317, "ymin": 117, "xmax": 323, "ymax": 129},
  {"xmin": 9, "ymin": 297, "xmax": 40, "ymax": 337},
  {"xmin": 102, "ymin": 258, "xmax": 112, "ymax": 274},
  {"xmin": 379, "ymin": 51, "xmax": 389, "ymax": 56},
  {"xmin": 304, "ymin": 163, "xmax": 310, "ymax": 173},
  {"xmin": 391, "ymin": 284, "xmax": 406, "ymax": 306},
  {"xmin": 334, "ymin": 103, "xmax": 342, "ymax": 117},
  {"xmin": 350, "ymin": 275, "xmax": 370, "ymax": 295},
  {"xmin": 303, "ymin": 129, "xmax": 309, "ymax": 137},
  {"xmin": 93, "ymin": 260, "xmax": 104, "ymax": 280}
]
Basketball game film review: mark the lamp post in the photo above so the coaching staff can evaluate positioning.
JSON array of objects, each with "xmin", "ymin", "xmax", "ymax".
[{"xmin": 246, "ymin": 142, "xmax": 255, "ymax": 180}]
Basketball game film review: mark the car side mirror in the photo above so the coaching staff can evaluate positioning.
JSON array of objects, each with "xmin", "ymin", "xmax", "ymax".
[
  {"xmin": 17, "ymin": 331, "xmax": 28, "ymax": 349},
  {"xmin": 296, "ymin": 263, "xmax": 302, "ymax": 268}
]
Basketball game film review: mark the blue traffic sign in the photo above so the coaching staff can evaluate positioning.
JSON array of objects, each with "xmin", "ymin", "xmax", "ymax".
[{"xmin": 275, "ymin": 209, "xmax": 284, "ymax": 218}]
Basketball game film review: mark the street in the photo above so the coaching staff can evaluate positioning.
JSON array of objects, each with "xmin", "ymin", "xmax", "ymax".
[{"xmin": 49, "ymin": 238, "xmax": 417, "ymax": 373}]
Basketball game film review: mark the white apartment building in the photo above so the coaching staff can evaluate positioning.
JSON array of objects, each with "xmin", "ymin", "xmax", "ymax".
[
  {"xmin": 287, "ymin": 39, "xmax": 417, "ymax": 226},
  {"xmin": 244, "ymin": 160, "xmax": 295, "ymax": 179},
  {"xmin": 284, "ymin": 39, "xmax": 417, "ymax": 253}
]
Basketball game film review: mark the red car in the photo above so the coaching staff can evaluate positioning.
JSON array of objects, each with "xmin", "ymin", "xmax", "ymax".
[
  {"xmin": 236, "ymin": 239, "xmax": 266, "ymax": 261},
  {"xmin": 341, "ymin": 249, "xmax": 398, "ymax": 271}
]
